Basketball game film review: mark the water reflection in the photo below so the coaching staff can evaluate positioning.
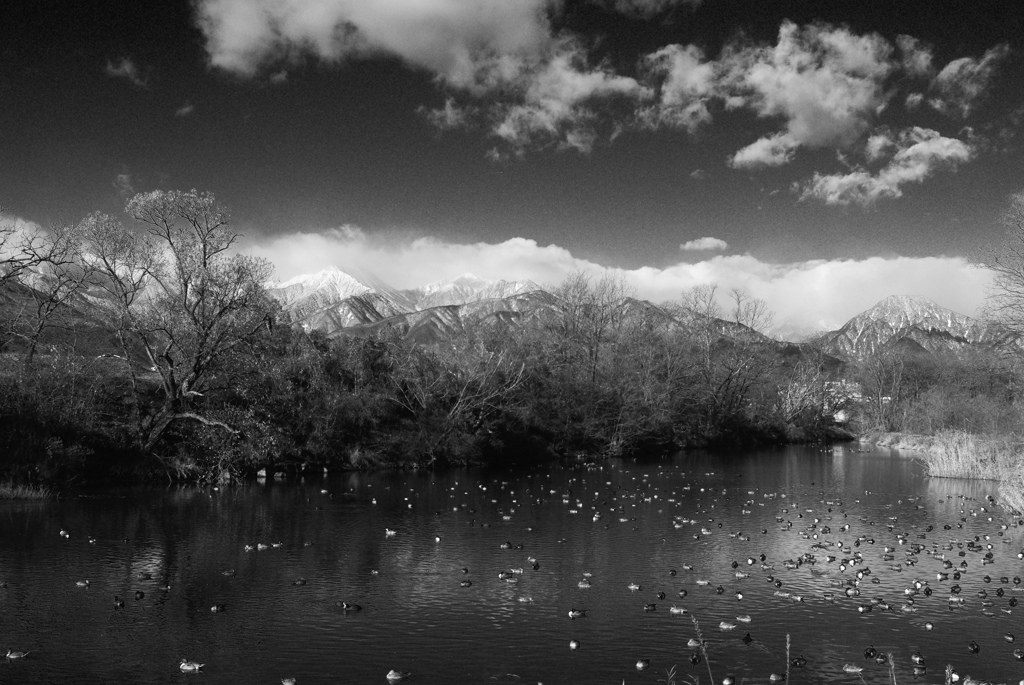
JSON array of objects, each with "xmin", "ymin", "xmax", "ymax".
[{"xmin": 0, "ymin": 446, "xmax": 1021, "ymax": 684}]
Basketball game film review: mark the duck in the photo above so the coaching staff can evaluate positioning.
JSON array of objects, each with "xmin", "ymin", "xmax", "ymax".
[
  {"xmin": 723, "ymin": 675, "xmax": 736, "ymax": 685},
  {"xmin": 741, "ymin": 633, "xmax": 753, "ymax": 645},
  {"xmin": 569, "ymin": 639, "xmax": 580, "ymax": 650},
  {"xmin": 179, "ymin": 659, "xmax": 204, "ymax": 672},
  {"xmin": 135, "ymin": 590, "xmax": 145, "ymax": 600},
  {"xmin": 210, "ymin": 604, "xmax": 227, "ymax": 613},
  {"xmin": 567, "ymin": 608, "xmax": 586, "ymax": 619},
  {"xmin": 627, "ymin": 582, "xmax": 641, "ymax": 591},
  {"xmin": 636, "ymin": 659, "xmax": 650, "ymax": 671},
  {"xmin": 340, "ymin": 602, "xmax": 362, "ymax": 611},
  {"xmin": 460, "ymin": 580, "xmax": 472, "ymax": 588},
  {"xmin": 76, "ymin": 580, "xmax": 90, "ymax": 588},
  {"xmin": 137, "ymin": 572, "xmax": 152, "ymax": 580},
  {"xmin": 967, "ymin": 641, "xmax": 980, "ymax": 654},
  {"xmin": 842, "ymin": 665, "xmax": 863, "ymax": 674},
  {"xmin": 386, "ymin": 670, "xmax": 410, "ymax": 682},
  {"xmin": 768, "ymin": 673, "xmax": 785, "ymax": 682},
  {"xmin": 910, "ymin": 651, "xmax": 925, "ymax": 665},
  {"xmin": 113, "ymin": 596, "xmax": 124, "ymax": 609},
  {"xmin": 5, "ymin": 649, "xmax": 30, "ymax": 660},
  {"xmin": 790, "ymin": 655, "xmax": 807, "ymax": 668},
  {"xmin": 643, "ymin": 603, "xmax": 657, "ymax": 612},
  {"xmin": 669, "ymin": 606, "xmax": 688, "ymax": 615},
  {"xmin": 719, "ymin": 621, "xmax": 736, "ymax": 630},
  {"xmin": 1013, "ymin": 648, "xmax": 1024, "ymax": 660},
  {"xmin": 292, "ymin": 578, "xmax": 307, "ymax": 586},
  {"xmin": 282, "ymin": 679, "xmax": 296, "ymax": 685},
  {"xmin": 1005, "ymin": 633, "xmax": 1015, "ymax": 643},
  {"xmin": 689, "ymin": 652, "xmax": 702, "ymax": 665}
]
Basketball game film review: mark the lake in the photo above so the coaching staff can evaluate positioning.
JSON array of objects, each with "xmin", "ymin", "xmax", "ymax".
[{"xmin": 1, "ymin": 444, "xmax": 1022, "ymax": 684}]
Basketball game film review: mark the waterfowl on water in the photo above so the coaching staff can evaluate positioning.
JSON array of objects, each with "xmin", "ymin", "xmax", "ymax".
[
  {"xmin": 569, "ymin": 639, "xmax": 579, "ymax": 650},
  {"xmin": 76, "ymin": 580, "xmax": 90, "ymax": 588},
  {"xmin": 567, "ymin": 608, "xmax": 586, "ymax": 619},
  {"xmin": 719, "ymin": 621, "xmax": 736, "ymax": 630},
  {"xmin": 910, "ymin": 652, "xmax": 925, "ymax": 665},
  {"xmin": 768, "ymin": 672, "xmax": 785, "ymax": 682},
  {"xmin": 210, "ymin": 604, "xmax": 226, "ymax": 613},
  {"xmin": 460, "ymin": 580, "xmax": 472, "ymax": 587},
  {"xmin": 627, "ymin": 582, "xmax": 641, "ymax": 591},
  {"xmin": 5, "ymin": 649, "xmax": 30, "ymax": 660},
  {"xmin": 689, "ymin": 652, "xmax": 701, "ymax": 665},
  {"xmin": 643, "ymin": 603, "xmax": 657, "ymax": 612},
  {"xmin": 967, "ymin": 641, "xmax": 980, "ymax": 654},
  {"xmin": 636, "ymin": 659, "xmax": 650, "ymax": 671},
  {"xmin": 340, "ymin": 602, "xmax": 362, "ymax": 611},
  {"xmin": 864, "ymin": 646, "xmax": 877, "ymax": 659},
  {"xmin": 135, "ymin": 590, "xmax": 145, "ymax": 600},
  {"xmin": 282, "ymin": 679, "xmax": 296, "ymax": 685},
  {"xmin": 669, "ymin": 606, "xmax": 688, "ymax": 615},
  {"xmin": 386, "ymin": 669, "xmax": 410, "ymax": 682},
  {"xmin": 722, "ymin": 675, "xmax": 736, "ymax": 685},
  {"xmin": 292, "ymin": 578, "xmax": 307, "ymax": 586},
  {"xmin": 842, "ymin": 665, "xmax": 863, "ymax": 674},
  {"xmin": 741, "ymin": 633, "xmax": 753, "ymax": 645},
  {"xmin": 790, "ymin": 655, "xmax": 807, "ymax": 668},
  {"xmin": 113, "ymin": 596, "xmax": 124, "ymax": 609},
  {"xmin": 179, "ymin": 659, "xmax": 204, "ymax": 672}
]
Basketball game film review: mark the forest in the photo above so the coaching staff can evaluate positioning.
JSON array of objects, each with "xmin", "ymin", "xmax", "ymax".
[{"xmin": 2, "ymin": 190, "xmax": 1024, "ymax": 487}]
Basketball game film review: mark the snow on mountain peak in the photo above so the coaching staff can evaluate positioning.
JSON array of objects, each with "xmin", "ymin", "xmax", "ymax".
[{"xmin": 271, "ymin": 266, "xmax": 371, "ymax": 301}]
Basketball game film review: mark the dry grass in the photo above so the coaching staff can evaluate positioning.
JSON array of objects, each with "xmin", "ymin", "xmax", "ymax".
[
  {"xmin": 0, "ymin": 481, "xmax": 53, "ymax": 499},
  {"xmin": 999, "ymin": 471, "xmax": 1024, "ymax": 515},
  {"xmin": 920, "ymin": 430, "xmax": 1023, "ymax": 480}
]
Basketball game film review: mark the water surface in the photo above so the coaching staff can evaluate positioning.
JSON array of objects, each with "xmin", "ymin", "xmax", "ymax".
[{"xmin": 1, "ymin": 444, "xmax": 1022, "ymax": 684}]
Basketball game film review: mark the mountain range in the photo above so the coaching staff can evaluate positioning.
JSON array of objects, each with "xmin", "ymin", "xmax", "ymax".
[{"xmin": 266, "ymin": 268, "xmax": 1021, "ymax": 359}]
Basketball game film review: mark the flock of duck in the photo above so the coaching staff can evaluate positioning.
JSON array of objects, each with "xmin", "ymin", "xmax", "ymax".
[{"xmin": 4, "ymin": 450, "xmax": 1024, "ymax": 683}]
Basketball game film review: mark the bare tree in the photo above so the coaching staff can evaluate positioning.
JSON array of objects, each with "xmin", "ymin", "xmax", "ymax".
[
  {"xmin": 13, "ymin": 221, "xmax": 91, "ymax": 361},
  {"xmin": 979, "ymin": 191, "xmax": 1024, "ymax": 332},
  {"xmin": 81, "ymin": 190, "xmax": 275, "ymax": 453}
]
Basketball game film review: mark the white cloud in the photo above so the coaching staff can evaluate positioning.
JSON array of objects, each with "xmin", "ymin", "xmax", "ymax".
[
  {"xmin": 105, "ymin": 57, "xmax": 148, "ymax": 88},
  {"xmin": 721, "ymin": 21, "xmax": 894, "ymax": 152},
  {"xmin": 930, "ymin": 44, "xmax": 1011, "ymax": 118},
  {"xmin": 680, "ymin": 237, "xmax": 727, "ymax": 251},
  {"xmin": 800, "ymin": 127, "xmax": 973, "ymax": 206},
  {"xmin": 641, "ymin": 43, "xmax": 716, "ymax": 132},
  {"xmin": 729, "ymin": 131, "xmax": 798, "ymax": 168},
  {"xmin": 246, "ymin": 228, "xmax": 990, "ymax": 337},
  {"xmin": 896, "ymin": 35, "xmax": 934, "ymax": 77},
  {"xmin": 491, "ymin": 42, "xmax": 652, "ymax": 153},
  {"xmin": 193, "ymin": 0, "xmax": 552, "ymax": 87}
]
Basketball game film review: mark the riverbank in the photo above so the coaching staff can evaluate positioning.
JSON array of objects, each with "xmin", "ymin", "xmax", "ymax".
[{"xmin": 859, "ymin": 429, "xmax": 1024, "ymax": 515}]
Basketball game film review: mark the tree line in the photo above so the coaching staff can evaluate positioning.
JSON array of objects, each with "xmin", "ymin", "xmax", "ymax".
[{"xmin": 1, "ymin": 190, "xmax": 1023, "ymax": 484}]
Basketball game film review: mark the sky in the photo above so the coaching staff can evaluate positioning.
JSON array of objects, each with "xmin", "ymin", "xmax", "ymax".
[{"xmin": 3, "ymin": 0, "xmax": 1023, "ymax": 335}]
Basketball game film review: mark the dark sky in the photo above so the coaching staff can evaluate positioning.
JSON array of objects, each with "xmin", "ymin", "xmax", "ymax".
[{"xmin": 3, "ymin": 0, "xmax": 1023, "ymax": 331}]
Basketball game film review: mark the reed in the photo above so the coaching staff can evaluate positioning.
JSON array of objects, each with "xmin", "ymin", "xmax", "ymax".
[
  {"xmin": 999, "ymin": 471, "xmax": 1024, "ymax": 515},
  {"xmin": 0, "ymin": 481, "xmax": 53, "ymax": 499},
  {"xmin": 919, "ymin": 430, "xmax": 1023, "ymax": 480}
]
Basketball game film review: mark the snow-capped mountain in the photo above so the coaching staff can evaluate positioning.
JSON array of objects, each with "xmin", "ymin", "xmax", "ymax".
[
  {"xmin": 404, "ymin": 273, "xmax": 542, "ymax": 309},
  {"xmin": 817, "ymin": 294, "xmax": 1018, "ymax": 358},
  {"xmin": 266, "ymin": 267, "xmax": 543, "ymax": 336}
]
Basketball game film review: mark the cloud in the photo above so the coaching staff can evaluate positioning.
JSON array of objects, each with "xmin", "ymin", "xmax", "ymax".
[
  {"xmin": 720, "ymin": 21, "xmax": 894, "ymax": 153},
  {"xmin": 607, "ymin": 0, "xmax": 702, "ymax": 16},
  {"xmin": 729, "ymin": 132, "xmax": 798, "ymax": 168},
  {"xmin": 112, "ymin": 173, "xmax": 135, "ymax": 198},
  {"xmin": 896, "ymin": 35, "xmax": 934, "ymax": 77},
  {"xmin": 929, "ymin": 44, "xmax": 1011, "ymax": 118},
  {"xmin": 800, "ymin": 127, "xmax": 973, "ymax": 205},
  {"xmin": 490, "ymin": 41, "xmax": 652, "ymax": 153},
  {"xmin": 105, "ymin": 57, "xmax": 149, "ymax": 88},
  {"xmin": 193, "ymin": 0, "xmax": 552, "ymax": 86},
  {"xmin": 641, "ymin": 43, "xmax": 716, "ymax": 132},
  {"xmin": 246, "ymin": 227, "xmax": 990, "ymax": 337},
  {"xmin": 175, "ymin": 103, "xmax": 195, "ymax": 117},
  {"xmin": 680, "ymin": 237, "xmax": 728, "ymax": 251}
]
